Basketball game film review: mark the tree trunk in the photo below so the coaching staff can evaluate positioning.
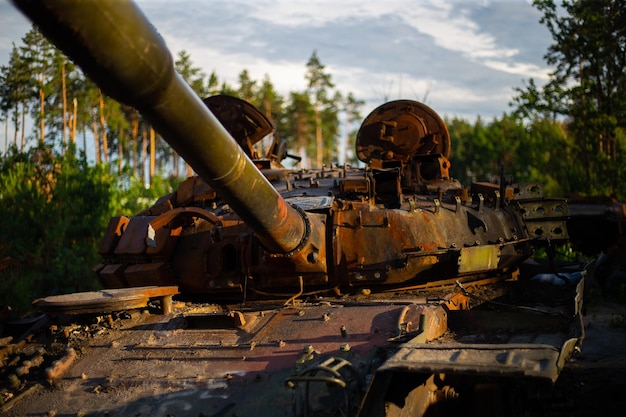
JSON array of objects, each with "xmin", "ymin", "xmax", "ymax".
[
  {"xmin": 20, "ymin": 100, "xmax": 26, "ymax": 151},
  {"xmin": 141, "ymin": 126, "xmax": 148, "ymax": 184},
  {"xmin": 82, "ymin": 126, "xmax": 87, "ymax": 160},
  {"xmin": 61, "ymin": 62, "xmax": 67, "ymax": 146},
  {"xmin": 92, "ymin": 110, "xmax": 100, "ymax": 164},
  {"xmin": 295, "ymin": 112, "xmax": 307, "ymax": 168},
  {"xmin": 315, "ymin": 107, "xmax": 323, "ymax": 168},
  {"xmin": 173, "ymin": 151, "xmax": 179, "ymax": 178},
  {"xmin": 4, "ymin": 117, "xmax": 7, "ymax": 153},
  {"xmin": 131, "ymin": 112, "xmax": 139, "ymax": 177},
  {"xmin": 71, "ymin": 97, "xmax": 77, "ymax": 144},
  {"xmin": 118, "ymin": 129, "xmax": 124, "ymax": 174},
  {"xmin": 149, "ymin": 126, "xmax": 156, "ymax": 181},
  {"xmin": 12, "ymin": 97, "xmax": 18, "ymax": 147},
  {"xmin": 98, "ymin": 89, "xmax": 109, "ymax": 163},
  {"xmin": 39, "ymin": 86, "xmax": 45, "ymax": 144}
]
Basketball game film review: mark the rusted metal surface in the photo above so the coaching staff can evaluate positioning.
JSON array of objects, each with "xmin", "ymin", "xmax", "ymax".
[
  {"xmin": 32, "ymin": 286, "xmax": 179, "ymax": 314},
  {"xmin": 355, "ymin": 100, "xmax": 451, "ymax": 164},
  {"xmin": 514, "ymin": 187, "xmax": 569, "ymax": 241},
  {"xmin": 332, "ymin": 203, "xmax": 531, "ymax": 288},
  {"xmin": 6, "ymin": 1, "xmax": 588, "ymax": 415},
  {"xmin": 202, "ymin": 95, "xmax": 274, "ymax": 160},
  {"xmin": 3, "ymin": 276, "xmax": 585, "ymax": 416},
  {"xmin": 2, "ymin": 295, "xmax": 467, "ymax": 416},
  {"xmin": 359, "ymin": 278, "xmax": 585, "ymax": 417},
  {"xmin": 90, "ymin": 110, "xmax": 557, "ymax": 296}
]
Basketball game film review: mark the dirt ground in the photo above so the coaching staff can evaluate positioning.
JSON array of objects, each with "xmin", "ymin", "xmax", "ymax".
[{"xmin": 544, "ymin": 299, "xmax": 626, "ymax": 416}]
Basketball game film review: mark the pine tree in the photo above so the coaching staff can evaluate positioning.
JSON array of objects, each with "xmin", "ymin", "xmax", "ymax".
[
  {"xmin": 342, "ymin": 92, "xmax": 365, "ymax": 165},
  {"xmin": 20, "ymin": 28, "xmax": 56, "ymax": 145},
  {"xmin": 283, "ymin": 91, "xmax": 314, "ymax": 167},
  {"xmin": 254, "ymin": 74, "xmax": 284, "ymax": 157},
  {"xmin": 305, "ymin": 51, "xmax": 338, "ymax": 167},
  {"xmin": 0, "ymin": 44, "xmax": 30, "ymax": 150},
  {"xmin": 175, "ymin": 50, "xmax": 208, "ymax": 177}
]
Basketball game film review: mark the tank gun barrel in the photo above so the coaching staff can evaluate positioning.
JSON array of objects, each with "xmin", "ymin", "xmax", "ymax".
[{"xmin": 12, "ymin": 0, "xmax": 306, "ymax": 254}]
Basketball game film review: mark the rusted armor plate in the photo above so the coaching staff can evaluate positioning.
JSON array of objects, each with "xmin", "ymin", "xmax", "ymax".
[{"xmin": 32, "ymin": 286, "xmax": 179, "ymax": 314}]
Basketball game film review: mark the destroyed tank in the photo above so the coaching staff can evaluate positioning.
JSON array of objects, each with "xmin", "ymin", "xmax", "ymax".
[
  {"xmin": 5, "ymin": 1, "xmax": 585, "ymax": 416},
  {"xmin": 95, "ymin": 92, "xmax": 550, "ymax": 298}
]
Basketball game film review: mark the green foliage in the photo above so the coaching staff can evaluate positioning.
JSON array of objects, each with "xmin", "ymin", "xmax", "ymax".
[
  {"xmin": 118, "ymin": 174, "xmax": 178, "ymax": 216},
  {"xmin": 447, "ymin": 114, "xmax": 571, "ymax": 196},
  {"xmin": 281, "ymin": 91, "xmax": 315, "ymax": 160},
  {"xmin": 0, "ymin": 146, "xmax": 117, "ymax": 314},
  {"xmin": 175, "ymin": 50, "xmax": 208, "ymax": 97},
  {"xmin": 513, "ymin": 0, "xmax": 626, "ymax": 199},
  {"xmin": 0, "ymin": 146, "xmax": 183, "ymax": 315},
  {"xmin": 0, "ymin": 42, "xmax": 32, "ymax": 150},
  {"xmin": 305, "ymin": 51, "xmax": 341, "ymax": 167},
  {"xmin": 343, "ymin": 92, "xmax": 365, "ymax": 165},
  {"xmin": 532, "ymin": 243, "xmax": 589, "ymax": 264}
]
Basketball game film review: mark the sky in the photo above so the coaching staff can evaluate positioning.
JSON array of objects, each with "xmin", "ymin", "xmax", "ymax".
[{"xmin": 0, "ymin": 0, "xmax": 553, "ymax": 152}]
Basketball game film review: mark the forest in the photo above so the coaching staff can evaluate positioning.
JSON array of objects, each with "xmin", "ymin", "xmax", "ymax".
[{"xmin": 1, "ymin": 0, "xmax": 625, "ymax": 313}]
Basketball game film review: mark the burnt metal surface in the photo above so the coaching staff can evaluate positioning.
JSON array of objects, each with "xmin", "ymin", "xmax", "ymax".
[
  {"xmin": 2, "ymin": 295, "xmax": 466, "ymax": 416},
  {"xmin": 355, "ymin": 99, "xmax": 451, "ymax": 165},
  {"xmin": 32, "ymin": 286, "xmax": 179, "ymax": 314},
  {"xmin": 5, "ymin": 0, "xmax": 588, "ymax": 416},
  {"xmin": 2, "ymin": 278, "xmax": 585, "ymax": 416},
  {"xmin": 202, "ymin": 95, "xmax": 274, "ymax": 160}
]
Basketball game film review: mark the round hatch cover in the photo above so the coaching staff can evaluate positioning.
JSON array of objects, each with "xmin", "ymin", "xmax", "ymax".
[
  {"xmin": 33, "ymin": 286, "xmax": 179, "ymax": 314},
  {"xmin": 356, "ymin": 100, "xmax": 450, "ymax": 164}
]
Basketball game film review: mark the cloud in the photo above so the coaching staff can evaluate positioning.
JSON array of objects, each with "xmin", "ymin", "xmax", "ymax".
[
  {"xmin": 483, "ymin": 60, "xmax": 549, "ymax": 79},
  {"xmin": 1, "ymin": 0, "xmax": 551, "ymax": 124},
  {"xmin": 243, "ymin": 0, "xmax": 526, "ymax": 68},
  {"xmin": 401, "ymin": 1, "xmax": 519, "ymax": 60}
]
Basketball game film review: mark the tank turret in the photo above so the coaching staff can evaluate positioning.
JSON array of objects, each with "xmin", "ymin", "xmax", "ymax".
[{"xmin": 13, "ymin": 0, "xmax": 569, "ymax": 298}]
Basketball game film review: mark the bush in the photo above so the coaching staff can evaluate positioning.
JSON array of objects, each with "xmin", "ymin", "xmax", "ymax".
[{"xmin": 0, "ymin": 146, "xmax": 118, "ymax": 315}]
